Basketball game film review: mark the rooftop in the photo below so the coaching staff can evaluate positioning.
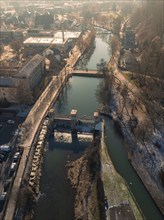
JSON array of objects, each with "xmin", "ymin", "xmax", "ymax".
[
  {"xmin": 54, "ymin": 31, "xmax": 81, "ymax": 39},
  {"xmin": 23, "ymin": 37, "xmax": 65, "ymax": 45},
  {"xmin": 23, "ymin": 31, "xmax": 81, "ymax": 45},
  {"xmin": 16, "ymin": 54, "xmax": 44, "ymax": 78}
]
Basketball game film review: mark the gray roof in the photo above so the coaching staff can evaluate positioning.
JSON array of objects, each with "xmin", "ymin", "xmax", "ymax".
[{"xmin": 16, "ymin": 54, "xmax": 44, "ymax": 78}]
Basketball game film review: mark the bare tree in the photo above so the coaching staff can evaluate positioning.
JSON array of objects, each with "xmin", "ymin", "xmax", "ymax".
[
  {"xmin": 119, "ymin": 82, "xmax": 129, "ymax": 115},
  {"xmin": 134, "ymin": 117, "xmax": 154, "ymax": 144},
  {"xmin": 10, "ymin": 40, "xmax": 21, "ymax": 54},
  {"xmin": 111, "ymin": 36, "xmax": 119, "ymax": 56}
]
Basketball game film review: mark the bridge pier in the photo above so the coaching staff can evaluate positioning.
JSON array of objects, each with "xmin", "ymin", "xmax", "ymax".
[{"xmin": 70, "ymin": 109, "xmax": 77, "ymax": 130}]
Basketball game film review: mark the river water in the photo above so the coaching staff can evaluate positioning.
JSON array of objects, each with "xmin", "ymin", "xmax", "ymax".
[{"xmin": 33, "ymin": 36, "xmax": 163, "ymax": 220}]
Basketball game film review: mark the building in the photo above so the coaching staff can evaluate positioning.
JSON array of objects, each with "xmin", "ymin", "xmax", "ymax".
[
  {"xmin": 124, "ymin": 27, "xmax": 136, "ymax": 49},
  {"xmin": 23, "ymin": 37, "xmax": 66, "ymax": 56},
  {"xmin": 27, "ymin": 29, "xmax": 54, "ymax": 38},
  {"xmin": 0, "ymin": 29, "xmax": 26, "ymax": 44},
  {"xmin": 0, "ymin": 30, "xmax": 13, "ymax": 44},
  {"xmin": 23, "ymin": 31, "xmax": 81, "ymax": 56},
  {"xmin": 124, "ymin": 49, "xmax": 136, "ymax": 67},
  {"xmin": 0, "ymin": 54, "xmax": 45, "ymax": 104},
  {"xmin": 0, "ymin": 77, "xmax": 18, "ymax": 103},
  {"xmin": 16, "ymin": 54, "xmax": 45, "ymax": 91},
  {"xmin": 13, "ymin": 30, "xmax": 25, "ymax": 43}
]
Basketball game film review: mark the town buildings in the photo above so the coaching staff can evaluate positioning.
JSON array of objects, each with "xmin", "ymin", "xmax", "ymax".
[{"xmin": 0, "ymin": 29, "xmax": 25, "ymax": 44}]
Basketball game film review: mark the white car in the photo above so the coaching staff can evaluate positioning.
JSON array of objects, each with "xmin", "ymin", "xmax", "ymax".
[
  {"xmin": 7, "ymin": 120, "xmax": 15, "ymax": 124},
  {"xmin": 9, "ymin": 162, "xmax": 16, "ymax": 177},
  {"xmin": 13, "ymin": 152, "xmax": 20, "ymax": 162}
]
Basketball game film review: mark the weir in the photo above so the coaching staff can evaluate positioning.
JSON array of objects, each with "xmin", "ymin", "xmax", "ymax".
[{"xmin": 52, "ymin": 110, "xmax": 102, "ymax": 134}]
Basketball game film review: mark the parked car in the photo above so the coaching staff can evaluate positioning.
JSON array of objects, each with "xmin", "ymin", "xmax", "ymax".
[
  {"xmin": 43, "ymin": 119, "xmax": 49, "ymax": 126},
  {"xmin": 14, "ymin": 129, "xmax": 19, "ymax": 135},
  {"xmin": 9, "ymin": 163, "xmax": 16, "ymax": 177},
  {"xmin": 0, "ymin": 192, "xmax": 7, "ymax": 212},
  {"xmin": 3, "ymin": 179, "xmax": 12, "ymax": 192},
  {"xmin": 0, "ymin": 145, "xmax": 11, "ymax": 155},
  {"xmin": 13, "ymin": 152, "xmax": 20, "ymax": 162},
  {"xmin": 7, "ymin": 120, "xmax": 15, "ymax": 124}
]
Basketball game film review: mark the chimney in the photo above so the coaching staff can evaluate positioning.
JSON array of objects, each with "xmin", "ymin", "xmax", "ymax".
[{"xmin": 62, "ymin": 22, "xmax": 64, "ymax": 42}]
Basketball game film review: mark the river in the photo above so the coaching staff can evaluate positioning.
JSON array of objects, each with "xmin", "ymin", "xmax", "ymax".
[{"xmin": 33, "ymin": 35, "xmax": 163, "ymax": 220}]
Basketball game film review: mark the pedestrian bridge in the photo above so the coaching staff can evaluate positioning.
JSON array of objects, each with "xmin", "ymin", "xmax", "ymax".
[{"xmin": 70, "ymin": 69, "xmax": 104, "ymax": 78}]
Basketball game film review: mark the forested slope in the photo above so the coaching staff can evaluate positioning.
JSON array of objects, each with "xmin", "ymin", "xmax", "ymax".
[{"xmin": 130, "ymin": 0, "xmax": 164, "ymax": 78}]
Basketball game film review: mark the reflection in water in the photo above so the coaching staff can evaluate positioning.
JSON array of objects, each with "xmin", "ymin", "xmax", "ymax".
[
  {"xmin": 76, "ymin": 37, "xmax": 111, "ymax": 70},
  {"xmin": 75, "ymin": 40, "xmax": 96, "ymax": 69},
  {"xmin": 54, "ymin": 76, "xmax": 102, "ymax": 117}
]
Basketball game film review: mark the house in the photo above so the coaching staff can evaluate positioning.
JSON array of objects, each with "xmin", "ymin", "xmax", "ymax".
[
  {"xmin": 0, "ymin": 30, "xmax": 13, "ymax": 44},
  {"xmin": 43, "ymin": 47, "xmax": 61, "ymax": 62},
  {"xmin": 0, "ymin": 77, "xmax": 18, "ymax": 103},
  {"xmin": 124, "ymin": 27, "xmax": 136, "ymax": 49},
  {"xmin": 124, "ymin": 49, "xmax": 136, "ymax": 67},
  {"xmin": 0, "ymin": 29, "xmax": 26, "ymax": 44}
]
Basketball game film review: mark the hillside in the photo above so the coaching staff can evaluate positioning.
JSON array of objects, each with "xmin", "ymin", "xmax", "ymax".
[
  {"xmin": 103, "ymin": 1, "xmax": 164, "ymax": 215},
  {"xmin": 130, "ymin": 0, "xmax": 164, "ymax": 78}
]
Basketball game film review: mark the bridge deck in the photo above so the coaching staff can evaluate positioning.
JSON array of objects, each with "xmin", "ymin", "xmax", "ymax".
[{"xmin": 71, "ymin": 69, "xmax": 103, "ymax": 77}]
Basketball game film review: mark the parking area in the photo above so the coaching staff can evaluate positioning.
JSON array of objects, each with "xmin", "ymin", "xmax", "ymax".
[
  {"xmin": 0, "ymin": 113, "xmax": 24, "ymax": 145},
  {"xmin": 0, "ymin": 112, "xmax": 25, "ymax": 217}
]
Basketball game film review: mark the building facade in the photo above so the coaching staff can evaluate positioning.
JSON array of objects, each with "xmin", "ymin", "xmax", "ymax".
[
  {"xmin": 16, "ymin": 54, "xmax": 45, "ymax": 90},
  {"xmin": 0, "ymin": 54, "xmax": 45, "ymax": 104}
]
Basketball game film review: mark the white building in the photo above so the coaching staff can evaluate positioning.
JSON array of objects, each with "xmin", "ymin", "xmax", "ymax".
[{"xmin": 23, "ymin": 31, "xmax": 81, "ymax": 56}]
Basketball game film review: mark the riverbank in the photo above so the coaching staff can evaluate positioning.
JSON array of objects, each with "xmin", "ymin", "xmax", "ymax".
[
  {"xmin": 105, "ymin": 45, "xmax": 164, "ymax": 215},
  {"xmin": 100, "ymin": 120, "xmax": 143, "ymax": 220}
]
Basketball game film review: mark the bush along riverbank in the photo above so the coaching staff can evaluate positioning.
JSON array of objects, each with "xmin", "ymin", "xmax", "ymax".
[{"xmin": 101, "ymin": 41, "xmax": 164, "ymax": 215}]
